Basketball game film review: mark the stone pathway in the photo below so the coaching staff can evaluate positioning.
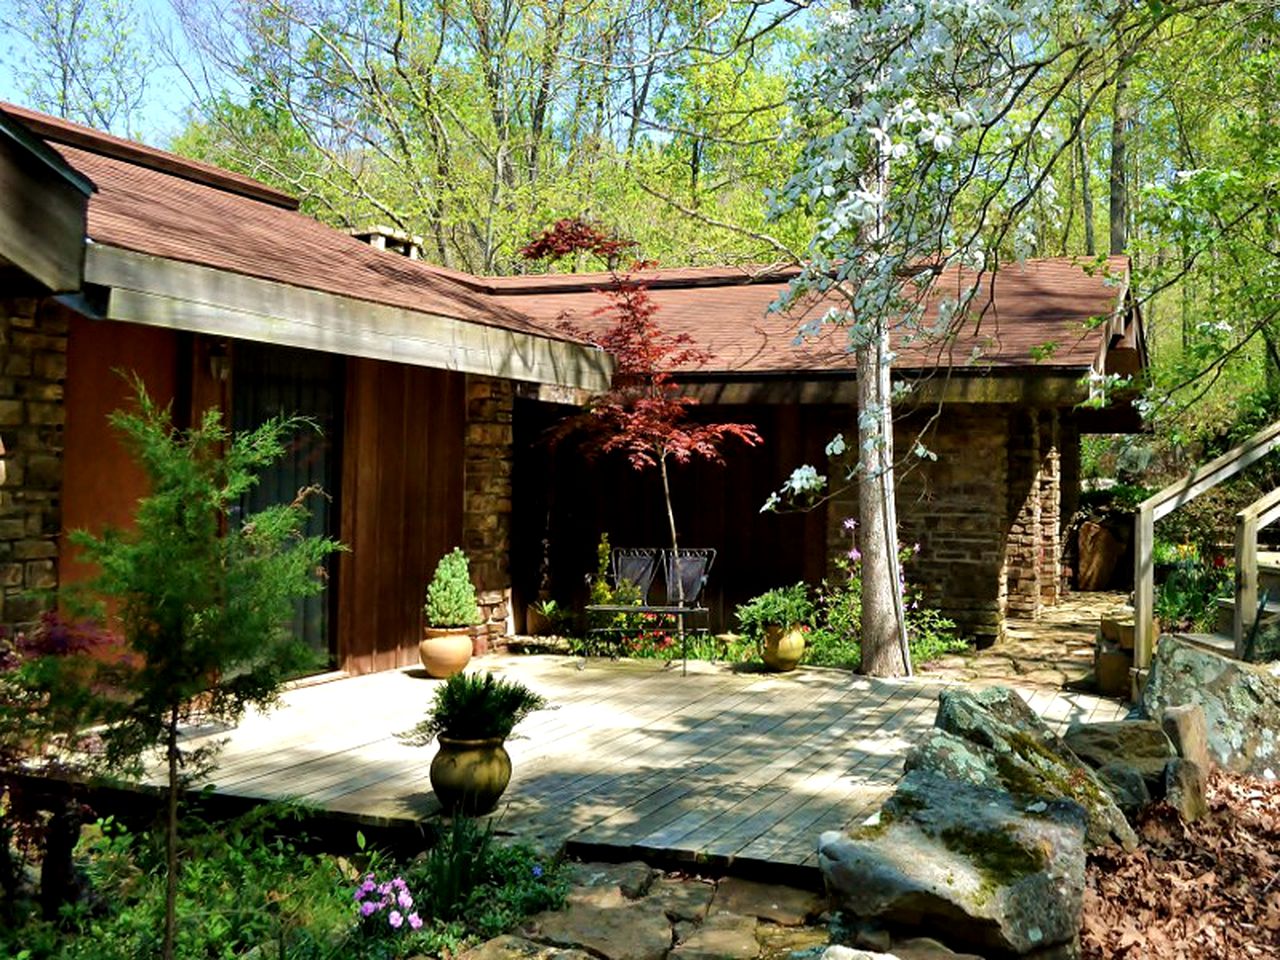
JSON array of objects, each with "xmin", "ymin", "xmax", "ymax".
[
  {"xmin": 919, "ymin": 591, "xmax": 1128, "ymax": 694},
  {"xmin": 456, "ymin": 861, "xmax": 974, "ymax": 960}
]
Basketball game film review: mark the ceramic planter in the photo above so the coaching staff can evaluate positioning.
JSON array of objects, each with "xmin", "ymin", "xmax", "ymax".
[
  {"xmin": 762, "ymin": 624, "xmax": 806, "ymax": 672},
  {"xmin": 429, "ymin": 735, "xmax": 512, "ymax": 815},
  {"xmin": 419, "ymin": 627, "xmax": 473, "ymax": 678}
]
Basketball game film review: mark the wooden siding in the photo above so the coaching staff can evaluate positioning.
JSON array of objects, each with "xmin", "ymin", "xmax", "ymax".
[
  {"xmin": 512, "ymin": 401, "xmax": 830, "ymax": 632},
  {"xmin": 337, "ymin": 358, "xmax": 465, "ymax": 674},
  {"xmin": 60, "ymin": 314, "xmax": 179, "ymax": 588}
]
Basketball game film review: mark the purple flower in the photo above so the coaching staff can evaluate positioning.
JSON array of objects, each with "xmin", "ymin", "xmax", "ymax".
[
  {"xmin": 847, "ymin": 548, "xmax": 862, "ymax": 562},
  {"xmin": 392, "ymin": 876, "xmax": 407, "ymax": 890},
  {"xmin": 360, "ymin": 900, "xmax": 378, "ymax": 917},
  {"xmin": 842, "ymin": 517, "xmax": 857, "ymax": 531},
  {"xmin": 389, "ymin": 910, "xmax": 404, "ymax": 929},
  {"xmin": 408, "ymin": 912, "xmax": 423, "ymax": 930},
  {"xmin": 360, "ymin": 878, "xmax": 377, "ymax": 894},
  {"xmin": 397, "ymin": 889, "xmax": 414, "ymax": 910}
]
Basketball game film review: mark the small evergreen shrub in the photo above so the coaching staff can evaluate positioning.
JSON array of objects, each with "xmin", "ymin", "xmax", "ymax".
[
  {"xmin": 401, "ymin": 672, "xmax": 547, "ymax": 743},
  {"xmin": 425, "ymin": 548, "xmax": 481, "ymax": 628}
]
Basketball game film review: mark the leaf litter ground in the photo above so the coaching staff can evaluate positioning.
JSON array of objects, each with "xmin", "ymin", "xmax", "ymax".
[{"xmin": 1082, "ymin": 771, "xmax": 1280, "ymax": 958}]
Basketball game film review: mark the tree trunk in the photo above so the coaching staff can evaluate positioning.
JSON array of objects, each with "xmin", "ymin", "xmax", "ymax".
[
  {"xmin": 658, "ymin": 454, "xmax": 684, "ymax": 604},
  {"xmin": 162, "ymin": 706, "xmax": 180, "ymax": 960},
  {"xmin": 1109, "ymin": 66, "xmax": 1131, "ymax": 256},
  {"xmin": 1077, "ymin": 87, "xmax": 1096, "ymax": 256},
  {"xmin": 856, "ymin": 326, "xmax": 909, "ymax": 677}
]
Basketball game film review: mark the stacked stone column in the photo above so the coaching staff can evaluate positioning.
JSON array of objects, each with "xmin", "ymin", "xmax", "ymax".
[
  {"xmin": 0, "ymin": 298, "xmax": 67, "ymax": 632},
  {"xmin": 463, "ymin": 375, "xmax": 514, "ymax": 643}
]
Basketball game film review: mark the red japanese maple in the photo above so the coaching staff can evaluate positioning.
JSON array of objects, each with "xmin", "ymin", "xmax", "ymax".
[{"xmin": 521, "ymin": 220, "xmax": 762, "ymax": 579}]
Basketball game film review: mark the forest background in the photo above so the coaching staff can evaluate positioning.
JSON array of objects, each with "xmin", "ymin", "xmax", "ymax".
[{"xmin": 5, "ymin": 0, "xmax": 1280, "ymax": 558}]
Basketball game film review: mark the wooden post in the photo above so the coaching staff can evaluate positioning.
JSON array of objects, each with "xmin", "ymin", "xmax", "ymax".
[
  {"xmin": 1235, "ymin": 513, "xmax": 1258, "ymax": 659},
  {"xmin": 1133, "ymin": 504, "xmax": 1155, "ymax": 700}
]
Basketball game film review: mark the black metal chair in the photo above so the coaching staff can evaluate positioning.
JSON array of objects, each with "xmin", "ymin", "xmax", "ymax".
[
  {"xmin": 611, "ymin": 548, "xmax": 662, "ymax": 604},
  {"xmin": 663, "ymin": 548, "xmax": 716, "ymax": 608}
]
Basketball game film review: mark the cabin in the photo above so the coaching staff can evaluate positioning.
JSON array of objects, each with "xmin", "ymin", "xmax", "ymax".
[{"xmin": 0, "ymin": 103, "xmax": 1145, "ymax": 672}]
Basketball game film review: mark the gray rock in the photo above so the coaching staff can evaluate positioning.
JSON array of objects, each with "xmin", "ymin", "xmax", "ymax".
[
  {"xmin": 903, "ymin": 729, "xmax": 1001, "ymax": 787},
  {"xmin": 670, "ymin": 913, "xmax": 760, "ymax": 959},
  {"xmin": 1142, "ymin": 636, "xmax": 1280, "ymax": 779},
  {"xmin": 1093, "ymin": 761, "xmax": 1151, "ymax": 819},
  {"xmin": 1160, "ymin": 703, "xmax": 1213, "ymax": 772},
  {"xmin": 711, "ymin": 877, "xmax": 823, "ymax": 926},
  {"xmin": 458, "ymin": 935, "xmax": 596, "ymax": 960},
  {"xmin": 892, "ymin": 938, "xmax": 986, "ymax": 959},
  {"xmin": 649, "ymin": 877, "xmax": 715, "ymax": 922},
  {"xmin": 1163, "ymin": 758, "xmax": 1209, "ymax": 822},
  {"xmin": 820, "ymin": 949, "xmax": 898, "ymax": 960},
  {"xmin": 527, "ymin": 898, "xmax": 672, "ymax": 960},
  {"xmin": 565, "ymin": 860, "xmax": 655, "ymax": 899},
  {"xmin": 933, "ymin": 686, "xmax": 1137, "ymax": 850},
  {"xmin": 818, "ymin": 771, "xmax": 1088, "ymax": 958},
  {"xmin": 1062, "ymin": 720, "xmax": 1175, "ymax": 790}
]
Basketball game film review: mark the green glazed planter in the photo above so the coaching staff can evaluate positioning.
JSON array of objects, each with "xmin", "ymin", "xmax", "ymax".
[
  {"xmin": 429, "ymin": 735, "xmax": 512, "ymax": 815},
  {"xmin": 762, "ymin": 624, "xmax": 806, "ymax": 672}
]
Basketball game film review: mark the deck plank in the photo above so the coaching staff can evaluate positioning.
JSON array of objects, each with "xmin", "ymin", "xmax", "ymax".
[{"xmin": 133, "ymin": 654, "xmax": 1129, "ymax": 873}]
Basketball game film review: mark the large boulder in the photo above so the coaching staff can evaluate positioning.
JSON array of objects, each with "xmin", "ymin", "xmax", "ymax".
[
  {"xmin": 1141, "ymin": 636, "xmax": 1280, "ymax": 779},
  {"xmin": 1062, "ymin": 720, "xmax": 1176, "ymax": 792},
  {"xmin": 917, "ymin": 686, "xmax": 1137, "ymax": 849},
  {"xmin": 819, "ymin": 772, "xmax": 1087, "ymax": 958}
]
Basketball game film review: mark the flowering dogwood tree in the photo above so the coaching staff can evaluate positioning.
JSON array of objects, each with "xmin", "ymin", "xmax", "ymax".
[
  {"xmin": 766, "ymin": 0, "xmax": 1163, "ymax": 675},
  {"xmin": 521, "ymin": 219, "xmax": 762, "ymax": 595}
]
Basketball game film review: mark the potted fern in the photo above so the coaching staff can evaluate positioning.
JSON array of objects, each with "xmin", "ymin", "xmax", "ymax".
[
  {"xmin": 420, "ymin": 548, "xmax": 481, "ymax": 678},
  {"xmin": 401, "ymin": 672, "xmax": 547, "ymax": 814},
  {"xmin": 735, "ymin": 583, "xmax": 815, "ymax": 672}
]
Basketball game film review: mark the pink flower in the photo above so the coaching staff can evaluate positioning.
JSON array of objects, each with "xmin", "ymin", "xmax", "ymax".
[
  {"xmin": 408, "ymin": 912, "xmax": 424, "ymax": 930},
  {"xmin": 360, "ymin": 901, "xmax": 378, "ymax": 917},
  {"xmin": 397, "ymin": 889, "xmax": 414, "ymax": 910},
  {"xmin": 389, "ymin": 910, "xmax": 404, "ymax": 929}
]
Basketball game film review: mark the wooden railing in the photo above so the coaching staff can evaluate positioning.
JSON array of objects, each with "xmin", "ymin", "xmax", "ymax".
[
  {"xmin": 1134, "ymin": 418, "xmax": 1280, "ymax": 680},
  {"xmin": 1234, "ymin": 486, "xmax": 1280, "ymax": 656}
]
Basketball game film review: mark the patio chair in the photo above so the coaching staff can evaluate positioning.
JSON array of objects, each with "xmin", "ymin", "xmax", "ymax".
[
  {"xmin": 663, "ymin": 548, "xmax": 716, "ymax": 608},
  {"xmin": 611, "ymin": 548, "xmax": 662, "ymax": 604}
]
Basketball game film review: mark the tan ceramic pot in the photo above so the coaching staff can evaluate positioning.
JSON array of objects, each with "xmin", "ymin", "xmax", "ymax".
[
  {"xmin": 419, "ymin": 628, "xmax": 473, "ymax": 678},
  {"xmin": 762, "ymin": 624, "xmax": 806, "ymax": 672},
  {"xmin": 429, "ymin": 736, "xmax": 512, "ymax": 815}
]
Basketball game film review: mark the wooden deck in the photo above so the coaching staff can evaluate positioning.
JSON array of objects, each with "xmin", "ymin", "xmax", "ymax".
[{"xmin": 163, "ymin": 655, "xmax": 1127, "ymax": 876}]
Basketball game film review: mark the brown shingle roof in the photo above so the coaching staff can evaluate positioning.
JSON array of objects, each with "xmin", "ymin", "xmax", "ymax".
[
  {"xmin": 6, "ymin": 103, "xmax": 1129, "ymax": 373},
  {"xmin": 486, "ymin": 257, "xmax": 1130, "ymax": 374},
  {"xmin": 4, "ymin": 105, "xmax": 570, "ymax": 339}
]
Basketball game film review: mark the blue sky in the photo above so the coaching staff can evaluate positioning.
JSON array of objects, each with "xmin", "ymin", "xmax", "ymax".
[{"xmin": 0, "ymin": 0, "xmax": 201, "ymax": 146}]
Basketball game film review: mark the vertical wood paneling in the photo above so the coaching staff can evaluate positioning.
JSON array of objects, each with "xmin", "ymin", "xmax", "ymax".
[
  {"xmin": 61, "ymin": 316, "xmax": 179, "ymax": 589},
  {"xmin": 337, "ymin": 359, "xmax": 465, "ymax": 674}
]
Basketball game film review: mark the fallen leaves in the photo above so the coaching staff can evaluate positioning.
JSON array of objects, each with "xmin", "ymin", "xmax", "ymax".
[{"xmin": 1081, "ymin": 770, "xmax": 1280, "ymax": 959}]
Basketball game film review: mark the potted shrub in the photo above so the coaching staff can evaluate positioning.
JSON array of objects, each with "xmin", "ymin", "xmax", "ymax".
[
  {"xmin": 401, "ymin": 671, "xmax": 547, "ymax": 815},
  {"xmin": 421, "ymin": 548, "xmax": 482, "ymax": 678},
  {"xmin": 735, "ymin": 583, "xmax": 815, "ymax": 672}
]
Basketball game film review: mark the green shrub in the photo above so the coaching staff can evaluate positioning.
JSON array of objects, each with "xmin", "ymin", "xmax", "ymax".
[
  {"xmin": 425, "ymin": 548, "xmax": 482, "ymax": 628},
  {"xmin": 734, "ymin": 583, "xmax": 815, "ymax": 641},
  {"xmin": 401, "ymin": 672, "xmax": 548, "ymax": 744},
  {"xmin": 1154, "ymin": 548, "xmax": 1232, "ymax": 632}
]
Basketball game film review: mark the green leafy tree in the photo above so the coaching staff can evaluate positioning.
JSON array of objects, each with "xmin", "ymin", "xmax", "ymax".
[
  {"xmin": 70, "ymin": 379, "xmax": 342, "ymax": 960},
  {"xmin": 1, "ymin": 0, "xmax": 151, "ymax": 135}
]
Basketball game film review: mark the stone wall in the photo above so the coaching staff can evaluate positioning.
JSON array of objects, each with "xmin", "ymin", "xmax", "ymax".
[
  {"xmin": 1038, "ymin": 410, "xmax": 1062, "ymax": 606},
  {"xmin": 0, "ymin": 297, "xmax": 67, "ymax": 631},
  {"xmin": 825, "ymin": 405, "xmax": 1013, "ymax": 646},
  {"xmin": 1005, "ymin": 408, "xmax": 1042, "ymax": 619},
  {"xmin": 463, "ymin": 374, "xmax": 514, "ymax": 642}
]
